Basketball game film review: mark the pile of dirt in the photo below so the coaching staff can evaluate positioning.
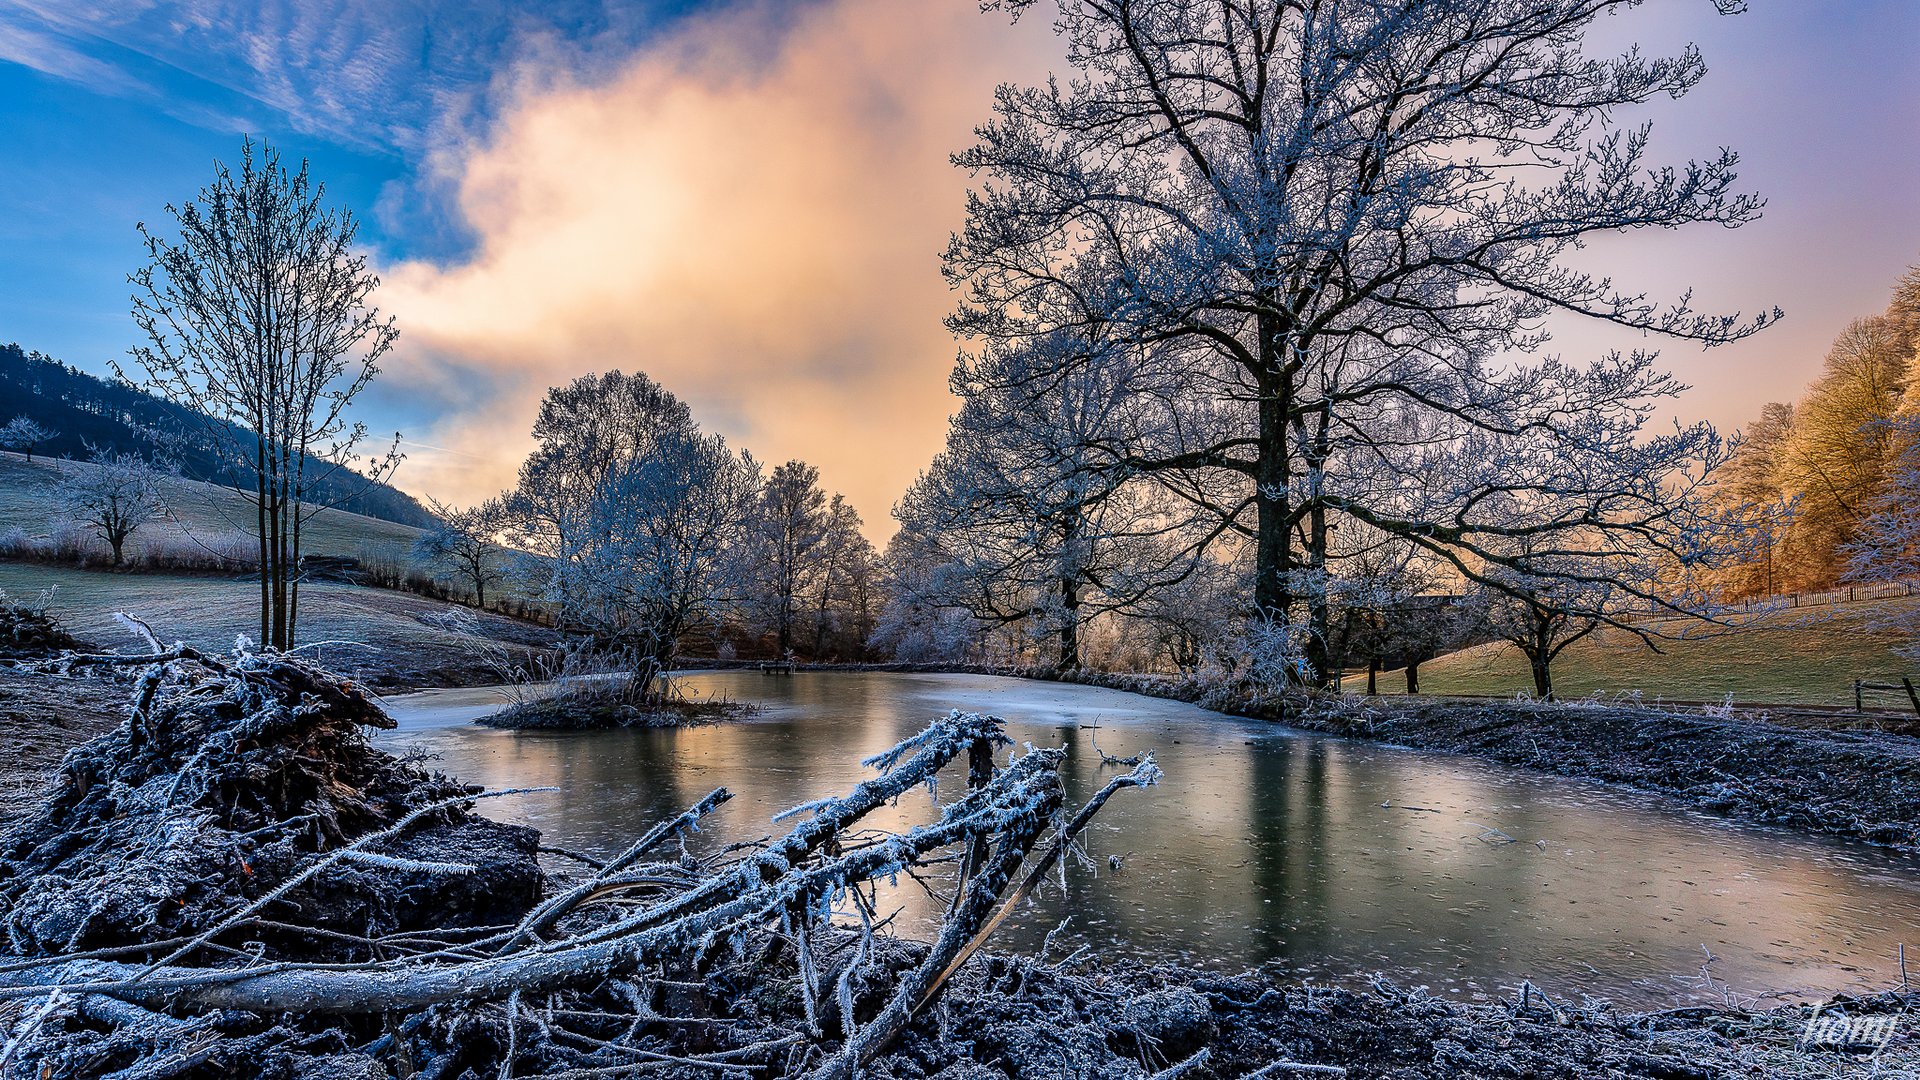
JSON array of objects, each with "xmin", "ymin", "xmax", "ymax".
[{"xmin": 0, "ymin": 650, "xmax": 541, "ymax": 960}]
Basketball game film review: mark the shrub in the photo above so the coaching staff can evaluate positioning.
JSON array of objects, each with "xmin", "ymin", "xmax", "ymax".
[{"xmin": 136, "ymin": 532, "xmax": 260, "ymax": 573}]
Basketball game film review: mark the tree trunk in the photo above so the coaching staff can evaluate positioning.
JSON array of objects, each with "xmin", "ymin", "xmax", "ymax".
[
  {"xmin": 255, "ymin": 442, "xmax": 271, "ymax": 648},
  {"xmin": 1250, "ymin": 323, "xmax": 1293, "ymax": 627},
  {"xmin": 1529, "ymin": 653, "xmax": 1553, "ymax": 700},
  {"xmin": 1405, "ymin": 659, "xmax": 1421, "ymax": 695},
  {"xmin": 1301, "ymin": 409, "xmax": 1333, "ymax": 687},
  {"xmin": 1366, "ymin": 657, "xmax": 1379, "ymax": 696},
  {"xmin": 777, "ymin": 578, "xmax": 794, "ymax": 657},
  {"xmin": 1057, "ymin": 577, "xmax": 1081, "ymax": 670}
]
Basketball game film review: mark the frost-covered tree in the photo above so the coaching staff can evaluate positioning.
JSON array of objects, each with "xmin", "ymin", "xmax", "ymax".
[
  {"xmin": 1845, "ymin": 418, "xmax": 1920, "ymax": 662},
  {"xmin": 0, "ymin": 418, "xmax": 55, "ymax": 462},
  {"xmin": 893, "ymin": 330, "xmax": 1215, "ymax": 670},
  {"xmin": 1129, "ymin": 554, "xmax": 1245, "ymax": 677},
  {"xmin": 413, "ymin": 498, "xmax": 506, "ymax": 608},
  {"xmin": 58, "ymin": 448, "xmax": 173, "ymax": 565},
  {"xmin": 871, "ymin": 530, "xmax": 999, "ymax": 664},
  {"xmin": 1464, "ymin": 557, "xmax": 1611, "ymax": 701},
  {"xmin": 1442, "ymin": 410, "xmax": 1752, "ymax": 700},
  {"xmin": 1324, "ymin": 533, "xmax": 1447, "ymax": 694},
  {"xmin": 502, "ymin": 371, "xmax": 761, "ymax": 698},
  {"xmin": 809, "ymin": 494, "xmax": 880, "ymax": 660},
  {"xmin": 122, "ymin": 140, "xmax": 400, "ymax": 649},
  {"xmin": 755, "ymin": 460, "xmax": 831, "ymax": 657},
  {"xmin": 950, "ymin": 0, "xmax": 1775, "ymax": 685}
]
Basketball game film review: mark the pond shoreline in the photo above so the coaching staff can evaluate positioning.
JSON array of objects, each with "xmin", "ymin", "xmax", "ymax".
[
  {"xmin": 8, "ymin": 655, "xmax": 1918, "ymax": 1077},
  {"xmin": 685, "ymin": 659, "xmax": 1920, "ymax": 855}
]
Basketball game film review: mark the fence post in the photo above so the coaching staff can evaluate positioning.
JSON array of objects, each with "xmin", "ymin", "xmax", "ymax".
[{"xmin": 1856, "ymin": 679, "xmax": 1865, "ymax": 713}]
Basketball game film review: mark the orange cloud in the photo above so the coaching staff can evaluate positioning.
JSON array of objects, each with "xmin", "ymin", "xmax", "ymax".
[{"xmin": 378, "ymin": 0, "xmax": 1060, "ymax": 537}]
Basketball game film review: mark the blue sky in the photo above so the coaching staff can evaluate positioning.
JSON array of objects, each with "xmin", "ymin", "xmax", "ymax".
[
  {"xmin": 1, "ymin": 1, "xmax": 1917, "ymax": 526},
  {"xmin": 0, "ymin": 0, "xmax": 730, "ymax": 452},
  {"xmin": 0, "ymin": 0, "xmax": 731, "ymax": 338}
]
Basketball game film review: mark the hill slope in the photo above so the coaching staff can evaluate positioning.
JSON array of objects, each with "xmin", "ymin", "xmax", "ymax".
[
  {"xmin": 0, "ymin": 452, "xmax": 423, "ymax": 566},
  {"xmin": 0, "ymin": 342, "xmax": 434, "ymax": 529},
  {"xmin": 0, "ymin": 563, "xmax": 555, "ymax": 690},
  {"xmin": 1355, "ymin": 597, "xmax": 1920, "ymax": 707}
]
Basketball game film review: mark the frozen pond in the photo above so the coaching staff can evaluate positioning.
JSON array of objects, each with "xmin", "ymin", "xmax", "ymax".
[{"xmin": 380, "ymin": 671, "xmax": 1920, "ymax": 1007}]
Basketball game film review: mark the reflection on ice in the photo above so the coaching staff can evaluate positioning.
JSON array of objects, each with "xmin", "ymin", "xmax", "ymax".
[{"xmin": 379, "ymin": 671, "xmax": 1920, "ymax": 1007}]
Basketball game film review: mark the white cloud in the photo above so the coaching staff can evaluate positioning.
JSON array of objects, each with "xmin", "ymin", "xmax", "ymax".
[{"xmin": 377, "ymin": 0, "xmax": 1059, "ymax": 533}]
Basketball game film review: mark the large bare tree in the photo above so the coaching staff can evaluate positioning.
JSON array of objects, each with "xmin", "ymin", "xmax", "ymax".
[
  {"xmin": 123, "ymin": 140, "xmax": 399, "ymax": 649},
  {"xmin": 948, "ymin": 0, "xmax": 1776, "ymax": 684}
]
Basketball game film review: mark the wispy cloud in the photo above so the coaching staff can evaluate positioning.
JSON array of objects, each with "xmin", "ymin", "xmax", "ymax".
[
  {"xmin": 0, "ymin": 8, "xmax": 147, "ymax": 93},
  {"xmin": 0, "ymin": 0, "xmax": 688, "ymax": 152}
]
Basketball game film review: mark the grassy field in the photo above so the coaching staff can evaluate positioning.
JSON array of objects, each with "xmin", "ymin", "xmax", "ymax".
[
  {"xmin": 1346, "ymin": 597, "xmax": 1920, "ymax": 707},
  {"xmin": 0, "ymin": 451, "xmax": 424, "ymax": 565},
  {"xmin": 0, "ymin": 563, "xmax": 555, "ymax": 688}
]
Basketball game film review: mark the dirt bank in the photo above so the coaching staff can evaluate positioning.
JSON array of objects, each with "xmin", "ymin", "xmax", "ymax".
[{"xmin": 1091, "ymin": 669, "xmax": 1920, "ymax": 854}]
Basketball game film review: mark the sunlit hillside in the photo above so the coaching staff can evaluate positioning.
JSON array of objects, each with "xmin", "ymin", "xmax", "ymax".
[{"xmin": 1351, "ymin": 598, "xmax": 1920, "ymax": 708}]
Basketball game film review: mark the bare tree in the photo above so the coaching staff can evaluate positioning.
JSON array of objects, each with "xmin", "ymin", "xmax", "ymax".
[
  {"xmin": 121, "ymin": 139, "xmax": 399, "ymax": 649},
  {"xmin": 58, "ymin": 447, "xmax": 173, "ymax": 566},
  {"xmin": 502, "ymin": 371, "xmax": 761, "ymax": 699},
  {"xmin": 949, "ymin": 0, "xmax": 1776, "ymax": 685},
  {"xmin": 871, "ymin": 531, "xmax": 999, "ymax": 664},
  {"xmin": 1464, "ymin": 559, "xmax": 1611, "ymax": 701},
  {"xmin": 894, "ymin": 330, "xmax": 1218, "ymax": 671},
  {"xmin": 413, "ymin": 497, "xmax": 506, "ymax": 608},
  {"xmin": 1325, "ymin": 534, "xmax": 1445, "ymax": 695},
  {"xmin": 810, "ymin": 494, "xmax": 880, "ymax": 660},
  {"xmin": 1445, "ymin": 431, "xmax": 1750, "ymax": 701},
  {"xmin": 0, "ymin": 417, "xmax": 55, "ymax": 462},
  {"xmin": 756, "ymin": 460, "xmax": 830, "ymax": 657}
]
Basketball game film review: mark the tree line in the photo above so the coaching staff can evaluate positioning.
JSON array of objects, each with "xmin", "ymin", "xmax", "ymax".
[
  {"xmin": 1715, "ymin": 266, "xmax": 1920, "ymax": 598},
  {"xmin": 418, "ymin": 371, "xmax": 882, "ymax": 700},
  {"xmin": 56, "ymin": 2, "xmax": 1919, "ymax": 698}
]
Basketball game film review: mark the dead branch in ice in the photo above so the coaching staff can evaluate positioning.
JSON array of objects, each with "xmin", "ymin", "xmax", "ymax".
[{"xmin": 1090, "ymin": 726, "xmax": 1148, "ymax": 767}]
